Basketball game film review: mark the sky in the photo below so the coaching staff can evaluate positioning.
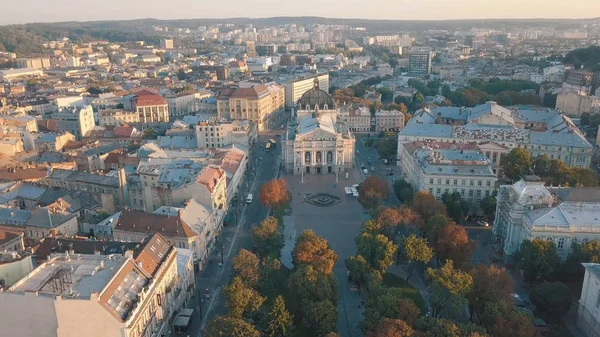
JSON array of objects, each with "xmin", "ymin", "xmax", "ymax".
[{"xmin": 1, "ymin": 0, "xmax": 599, "ymax": 25}]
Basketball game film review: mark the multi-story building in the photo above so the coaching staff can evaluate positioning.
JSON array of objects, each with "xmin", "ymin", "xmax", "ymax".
[
  {"xmin": 133, "ymin": 90, "xmax": 169, "ymax": 123},
  {"xmin": 494, "ymin": 177, "xmax": 600, "ymax": 264},
  {"xmin": 0, "ymin": 207, "xmax": 79, "ymax": 244},
  {"xmin": 338, "ymin": 105, "xmax": 371, "ymax": 133},
  {"xmin": 577, "ymin": 263, "xmax": 600, "ymax": 337},
  {"xmin": 50, "ymin": 105, "xmax": 95, "ymax": 140},
  {"xmin": 398, "ymin": 102, "xmax": 594, "ymax": 170},
  {"xmin": 195, "ymin": 120, "xmax": 256, "ymax": 148},
  {"xmin": 398, "ymin": 141, "xmax": 497, "ymax": 207},
  {"xmin": 256, "ymin": 44, "xmax": 276, "ymax": 56},
  {"xmin": 16, "ymin": 57, "xmax": 51, "ymax": 69},
  {"xmin": 217, "ymin": 84, "xmax": 285, "ymax": 131},
  {"xmin": 563, "ymin": 69, "xmax": 599, "ymax": 95},
  {"xmin": 160, "ymin": 38, "xmax": 174, "ymax": 49},
  {"xmin": 245, "ymin": 41, "xmax": 257, "ymax": 57},
  {"xmin": 408, "ymin": 51, "xmax": 433, "ymax": 75},
  {"xmin": 1, "ymin": 233, "xmax": 194, "ymax": 337},
  {"xmin": 282, "ymin": 80, "xmax": 356, "ymax": 175},
  {"xmin": 98, "ymin": 110, "xmax": 140, "ymax": 126},
  {"xmin": 0, "ymin": 136, "xmax": 25, "ymax": 156},
  {"xmin": 284, "ymin": 73, "xmax": 329, "ymax": 108},
  {"xmin": 375, "ymin": 109, "xmax": 405, "ymax": 132},
  {"xmin": 556, "ymin": 91, "xmax": 600, "ymax": 116},
  {"xmin": 165, "ymin": 91, "xmax": 214, "ymax": 117},
  {"xmin": 0, "ymin": 68, "xmax": 44, "ymax": 82}
]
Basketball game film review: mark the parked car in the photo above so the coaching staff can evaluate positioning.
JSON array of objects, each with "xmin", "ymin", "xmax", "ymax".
[
  {"xmin": 371, "ymin": 167, "xmax": 375, "ymax": 172},
  {"xmin": 477, "ymin": 220, "xmax": 489, "ymax": 227}
]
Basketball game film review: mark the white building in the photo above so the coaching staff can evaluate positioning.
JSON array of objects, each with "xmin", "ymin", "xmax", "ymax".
[
  {"xmin": 282, "ymin": 79, "xmax": 356, "ymax": 175},
  {"xmin": 0, "ymin": 233, "xmax": 193, "ymax": 337},
  {"xmin": 165, "ymin": 91, "xmax": 214, "ymax": 117},
  {"xmin": 493, "ymin": 177, "xmax": 600, "ymax": 263},
  {"xmin": 578, "ymin": 263, "xmax": 600, "ymax": 337},
  {"xmin": 51, "ymin": 105, "xmax": 95, "ymax": 140},
  {"xmin": 398, "ymin": 141, "xmax": 497, "ymax": 207},
  {"xmin": 375, "ymin": 109, "xmax": 405, "ymax": 132},
  {"xmin": 195, "ymin": 119, "xmax": 256, "ymax": 148},
  {"xmin": 284, "ymin": 73, "xmax": 329, "ymax": 108},
  {"xmin": 338, "ymin": 105, "xmax": 372, "ymax": 133}
]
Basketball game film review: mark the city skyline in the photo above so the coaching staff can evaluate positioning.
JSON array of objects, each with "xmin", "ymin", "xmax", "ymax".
[{"xmin": 1, "ymin": 0, "xmax": 600, "ymax": 25}]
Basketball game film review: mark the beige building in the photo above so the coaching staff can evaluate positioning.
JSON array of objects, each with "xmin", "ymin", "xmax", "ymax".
[
  {"xmin": 134, "ymin": 90, "xmax": 169, "ymax": 123},
  {"xmin": 556, "ymin": 91, "xmax": 600, "ymax": 116},
  {"xmin": 217, "ymin": 84, "xmax": 285, "ymax": 131},
  {"xmin": 1, "ymin": 233, "xmax": 193, "ymax": 337},
  {"xmin": 51, "ymin": 105, "xmax": 95, "ymax": 140},
  {"xmin": 338, "ymin": 105, "xmax": 371, "ymax": 133},
  {"xmin": 195, "ymin": 119, "xmax": 256, "ymax": 148},
  {"xmin": 165, "ymin": 91, "xmax": 214, "ymax": 117},
  {"xmin": 375, "ymin": 109, "xmax": 405, "ymax": 132},
  {"xmin": 16, "ymin": 57, "xmax": 51, "ymax": 69},
  {"xmin": 0, "ymin": 136, "xmax": 25, "ymax": 156},
  {"xmin": 282, "ymin": 79, "xmax": 356, "ymax": 175},
  {"xmin": 98, "ymin": 110, "xmax": 140, "ymax": 126}
]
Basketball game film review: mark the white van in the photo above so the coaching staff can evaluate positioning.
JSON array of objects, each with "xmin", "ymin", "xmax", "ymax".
[{"xmin": 246, "ymin": 194, "xmax": 253, "ymax": 204}]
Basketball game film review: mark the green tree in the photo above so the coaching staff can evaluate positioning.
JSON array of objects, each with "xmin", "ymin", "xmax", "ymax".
[
  {"xmin": 501, "ymin": 148, "xmax": 532, "ymax": 181},
  {"xmin": 356, "ymin": 230, "xmax": 398, "ymax": 274},
  {"xmin": 542, "ymin": 93, "xmax": 557, "ymax": 108},
  {"xmin": 252, "ymin": 217, "xmax": 284, "ymax": 259},
  {"xmin": 223, "ymin": 276, "xmax": 265, "ymax": 318},
  {"xmin": 377, "ymin": 87, "xmax": 394, "ymax": 101},
  {"xmin": 266, "ymin": 296, "xmax": 295, "ymax": 337},
  {"xmin": 393, "ymin": 179, "xmax": 415, "ymax": 204},
  {"xmin": 205, "ymin": 315, "xmax": 260, "ymax": 337},
  {"xmin": 292, "ymin": 230, "xmax": 338, "ymax": 274},
  {"xmin": 366, "ymin": 318, "xmax": 414, "ymax": 337},
  {"xmin": 423, "ymin": 214, "xmax": 451, "ymax": 251},
  {"xmin": 402, "ymin": 234, "xmax": 434, "ymax": 283},
  {"xmin": 346, "ymin": 255, "xmax": 376, "ymax": 291},
  {"xmin": 479, "ymin": 193, "xmax": 497, "ymax": 221},
  {"xmin": 87, "ymin": 86, "xmax": 103, "ymax": 95},
  {"xmin": 141, "ymin": 129, "xmax": 158, "ymax": 140},
  {"xmin": 375, "ymin": 138, "xmax": 398, "ymax": 158},
  {"xmin": 426, "ymin": 260, "xmax": 473, "ymax": 318},
  {"xmin": 177, "ymin": 69, "xmax": 186, "ymax": 80},
  {"xmin": 515, "ymin": 239, "xmax": 560, "ymax": 283},
  {"xmin": 530, "ymin": 282, "xmax": 572, "ymax": 319},
  {"xmin": 441, "ymin": 192, "xmax": 469, "ymax": 224},
  {"xmin": 301, "ymin": 300, "xmax": 338, "ymax": 337},
  {"xmin": 232, "ymin": 249, "xmax": 260, "ymax": 288},
  {"xmin": 480, "ymin": 302, "xmax": 534, "ymax": 337},
  {"xmin": 288, "ymin": 265, "xmax": 339, "ymax": 305},
  {"xmin": 362, "ymin": 287, "xmax": 419, "ymax": 332},
  {"xmin": 359, "ymin": 175, "xmax": 391, "ymax": 209}
]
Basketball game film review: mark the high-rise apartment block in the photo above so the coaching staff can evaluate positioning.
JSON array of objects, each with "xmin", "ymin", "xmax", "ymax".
[{"xmin": 408, "ymin": 51, "xmax": 432, "ymax": 75}]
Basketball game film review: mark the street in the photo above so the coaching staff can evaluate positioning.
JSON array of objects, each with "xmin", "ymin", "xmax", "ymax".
[{"xmin": 183, "ymin": 132, "xmax": 282, "ymax": 337}]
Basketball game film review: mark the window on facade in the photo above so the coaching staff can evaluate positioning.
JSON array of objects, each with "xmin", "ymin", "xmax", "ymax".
[
  {"xmin": 470, "ymin": 180, "xmax": 474, "ymax": 186},
  {"xmin": 486, "ymin": 181, "xmax": 491, "ymax": 187},
  {"xmin": 485, "ymin": 190, "xmax": 490, "ymax": 197},
  {"xmin": 468, "ymin": 190, "xmax": 474, "ymax": 197},
  {"xmin": 558, "ymin": 238, "xmax": 565, "ymax": 249},
  {"xmin": 429, "ymin": 188, "xmax": 434, "ymax": 194},
  {"xmin": 437, "ymin": 179, "xmax": 442, "ymax": 184},
  {"xmin": 461, "ymin": 180, "xmax": 466, "ymax": 185},
  {"xmin": 444, "ymin": 188, "xmax": 449, "ymax": 194},
  {"xmin": 446, "ymin": 179, "xmax": 450, "ymax": 185},
  {"xmin": 477, "ymin": 181, "xmax": 482, "ymax": 186},
  {"xmin": 454, "ymin": 180, "xmax": 458, "ymax": 185},
  {"xmin": 476, "ymin": 190, "xmax": 481, "ymax": 197},
  {"xmin": 436, "ymin": 188, "xmax": 441, "ymax": 195}
]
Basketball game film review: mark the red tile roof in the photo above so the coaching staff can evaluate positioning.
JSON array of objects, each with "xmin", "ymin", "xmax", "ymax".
[
  {"xmin": 197, "ymin": 166, "xmax": 224, "ymax": 193},
  {"xmin": 114, "ymin": 210, "xmax": 196, "ymax": 238},
  {"xmin": 114, "ymin": 126, "xmax": 134, "ymax": 138},
  {"xmin": 230, "ymin": 85, "xmax": 268, "ymax": 99}
]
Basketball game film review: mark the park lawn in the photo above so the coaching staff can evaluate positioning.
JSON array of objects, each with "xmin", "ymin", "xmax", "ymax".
[{"xmin": 382, "ymin": 272, "xmax": 426, "ymax": 312}]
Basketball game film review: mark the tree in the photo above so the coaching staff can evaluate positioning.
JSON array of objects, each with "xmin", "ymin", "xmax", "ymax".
[
  {"xmin": 441, "ymin": 192, "xmax": 469, "ymax": 224},
  {"xmin": 205, "ymin": 315, "xmax": 261, "ymax": 337},
  {"xmin": 259, "ymin": 179, "xmax": 290, "ymax": 210},
  {"xmin": 87, "ymin": 86, "xmax": 103, "ymax": 95},
  {"xmin": 402, "ymin": 234, "xmax": 434, "ymax": 283},
  {"xmin": 515, "ymin": 239, "xmax": 559, "ymax": 283},
  {"xmin": 367, "ymin": 318, "xmax": 414, "ymax": 337},
  {"xmin": 288, "ymin": 265, "xmax": 339, "ymax": 305},
  {"xmin": 232, "ymin": 249, "xmax": 260, "ymax": 288},
  {"xmin": 530, "ymin": 282, "xmax": 572, "ymax": 319},
  {"xmin": 377, "ymin": 88, "xmax": 394, "ymax": 101},
  {"xmin": 426, "ymin": 260, "xmax": 473, "ymax": 318},
  {"xmin": 412, "ymin": 191, "xmax": 447, "ymax": 222},
  {"xmin": 377, "ymin": 207, "xmax": 402, "ymax": 238},
  {"xmin": 393, "ymin": 179, "xmax": 415, "ymax": 204},
  {"xmin": 252, "ymin": 217, "xmax": 284, "ymax": 258},
  {"xmin": 141, "ymin": 129, "xmax": 158, "ymax": 140},
  {"xmin": 362, "ymin": 287, "xmax": 418, "ymax": 332},
  {"xmin": 356, "ymin": 230, "xmax": 398, "ymax": 274},
  {"xmin": 258, "ymin": 257, "xmax": 285, "ymax": 294},
  {"xmin": 359, "ymin": 175, "xmax": 391, "ymax": 209},
  {"xmin": 479, "ymin": 194, "xmax": 497, "ymax": 221},
  {"xmin": 481, "ymin": 302, "xmax": 534, "ymax": 337},
  {"xmin": 436, "ymin": 223, "xmax": 476, "ymax": 269},
  {"xmin": 467, "ymin": 264, "xmax": 514, "ymax": 322},
  {"xmin": 582, "ymin": 239, "xmax": 600, "ymax": 262},
  {"xmin": 301, "ymin": 300, "xmax": 338, "ymax": 337},
  {"xmin": 346, "ymin": 255, "xmax": 375, "ymax": 291},
  {"xmin": 223, "ymin": 276, "xmax": 265, "ymax": 318},
  {"xmin": 395, "ymin": 299, "xmax": 422, "ymax": 327},
  {"xmin": 375, "ymin": 138, "xmax": 398, "ymax": 158},
  {"xmin": 501, "ymin": 148, "xmax": 532, "ymax": 181},
  {"xmin": 423, "ymin": 214, "xmax": 451, "ymax": 249},
  {"xmin": 542, "ymin": 93, "xmax": 557, "ymax": 108},
  {"xmin": 292, "ymin": 230, "xmax": 338, "ymax": 274},
  {"xmin": 267, "ymin": 296, "xmax": 295, "ymax": 337}
]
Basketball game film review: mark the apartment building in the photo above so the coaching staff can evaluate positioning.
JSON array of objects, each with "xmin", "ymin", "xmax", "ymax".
[
  {"xmin": 578, "ymin": 263, "xmax": 600, "ymax": 337},
  {"xmin": 408, "ymin": 51, "xmax": 433, "ymax": 75},
  {"xmin": 556, "ymin": 91, "xmax": 600, "ymax": 116},
  {"xmin": 195, "ymin": 120, "xmax": 256, "ymax": 148},
  {"xmin": 0, "ymin": 207, "xmax": 79, "ymax": 243},
  {"xmin": 133, "ymin": 90, "xmax": 169, "ymax": 123},
  {"xmin": 98, "ymin": 110, "xmax": 140, "ymax": 126},
  {"xmin": 217, "ymin": 84, "xmax": 285, "ymax": 131},
  {"xmin": 165, "ymin": 91, "xmax": 214, "ymax": 117},
  {"xmin": 284, "ymin": 73, "xmax": 329, "ymax": 108},
  {"xmin": 1, "ymin": 233, "xmax": 193, "ymax": 337},
  {"xmin": 338, "ymin": 105, "xmax": 371, "ymax": 132},
  {"xmin": 50, "ymin": 105, "xmax": 95, "ymax": 140},
  {"xmin": 375, "ymin": 109, "xmax": 405, "ymax": 132},
  {"xmin": 398, "ymin": 141, "xmax": 497, "ymax": 207},
  {"xmin": 16, "ymin": 57, "xmax": 51, "ymax": 69}
]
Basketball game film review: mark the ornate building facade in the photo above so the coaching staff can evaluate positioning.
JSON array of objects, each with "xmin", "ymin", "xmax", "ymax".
[{"xmin": 282, "ymin": 79, "xmax": 355, "ymax": 175}]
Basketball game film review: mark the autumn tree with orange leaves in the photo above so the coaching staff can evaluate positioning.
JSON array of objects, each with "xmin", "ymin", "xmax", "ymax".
[
  {"xmin": 292, "ymin": 230, "xmax": 338, "ymax": 274},
  {"xmin": 435, "ymin": 223, "xmax": 476, "ymax": 269},
  {"xmin": 258, "ymin": 179, "xmax": 290, "ymax": 210},
  {"xmin": 366, "ymin": 318, "xmax": 414, "ymax": 337},
  {"xmin": 467, "ymin": 264, "xmax": 514, "ymax": 322},
  {"xmin": 411, "ymin": 191, "xmax": 447, "ymax": 222}
]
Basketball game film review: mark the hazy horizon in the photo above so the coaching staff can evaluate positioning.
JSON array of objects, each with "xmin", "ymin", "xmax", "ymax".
[{"xmin": 1, "ymin": 0, "xmax": 599, "ymax": 25}]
